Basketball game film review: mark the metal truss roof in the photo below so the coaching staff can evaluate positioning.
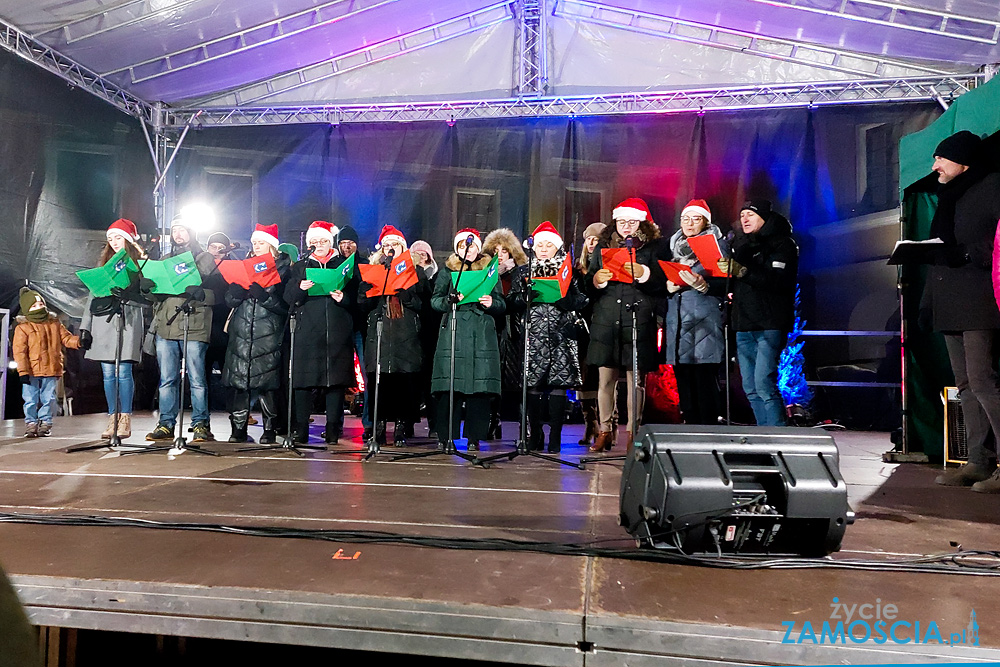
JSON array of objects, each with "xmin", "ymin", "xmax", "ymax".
[
  {"xmin": 165, "ymin": 75, "xmax": 978, "ymax": 128},
  {"xmin": 745, "ymin": 0, "xmax": 1000, "ymax": 45},
  {"xmin": 0, "ymin": 16, "xmax": 153, "ymax": 122},
  {"xmin": 554, "ymin": 0, "xmax": 950, "ymax": 79}
]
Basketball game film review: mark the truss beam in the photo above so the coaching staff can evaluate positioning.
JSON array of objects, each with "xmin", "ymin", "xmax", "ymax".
[
  {"xmin": 0, "ymin": 17, "xmax": 153, "ymax": 123},
  {"xmin": 104, "ymin": 0, "xmax": 399, "ymax": 85},
  {"xmin": 745, "ymin": 0, "xmax": 1000, "ymax": 45},
  {"xmin": 197, "ymin": 2, "xmax": 514, "ymax": 107},
  {"xmin": 555, "ymin": 0, "xmax": 949, "ymax": 79},
  {"xmin": 165, "ymin": 75, "xmax": 977, "ymax": 127},
  {"xmin": 514, "ymin": 0, "xmax": 547, "ymax": 97},
  {"xmin": 39, "ymin": 0, "xmax": 204, "ymax": 45}
]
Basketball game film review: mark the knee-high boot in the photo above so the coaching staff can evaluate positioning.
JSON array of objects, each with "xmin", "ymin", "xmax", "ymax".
[
  {"xmin": 527, "ymin": 392, "xmax": 545, "ymax": 451},
  {"xmin": 259, "ymin": 393, "xmax": 278, "ymax": 444},
  {"xmin": 547, "ymin": 392, "xmax": 567, "ymax": 453},
  {"xmin": 579, "ymin": 398, "xmax": 599, "ymax": 445}
]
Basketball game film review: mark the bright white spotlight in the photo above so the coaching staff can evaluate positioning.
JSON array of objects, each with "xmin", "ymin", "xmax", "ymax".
[{"xmin": 176, "ymin": 202, "xmax": 216, "ymax": 234}]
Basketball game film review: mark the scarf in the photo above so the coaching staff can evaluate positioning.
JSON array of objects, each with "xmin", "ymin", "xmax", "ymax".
[
  {"xmin": 531, "ymin": 252, "xmax": 565, "ymax": 278},
  {"xmin": 379, "ymin": 255, "xmax": 404, "ymax": 319},
  {"xmin": 669, "ymin": 223, "xmax": 725, "ymax": 265}
]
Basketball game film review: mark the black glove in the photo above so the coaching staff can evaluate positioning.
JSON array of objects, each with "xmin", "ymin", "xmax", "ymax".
[
  {"xmin": 228, "ymin": 283, "xmax": 249, "ymax": 301},
  {"xmin": 138, "ymin": 277, "xmax": 156, "ymax": 294},
  {"xmin": 80, "ymin": 330, "xmax": 93, "ymax": 350},
  {"xmin": 184, "ymin": 285, "xmax": 206, "ymax": 302},
  {"xmin": 249, "ymin": 283, "xmax": 268, "ymax": 301},
  {"xmin": 918, "ymin": 307, "xmax": 933, "ymax": 333},
  {"xmin": 90, "ymin": 296, "xmax": 116, "ymax": 316},
  {"xmin": 554, "ymin": 295, "xmax": 574, "ymax": 311},
  {"xmin": 20, "ymin": 374, "xmax": 30, "ymax": 385},
  {"xmin": 447, "ymin": 292, "xmax": 460, "ymax": 305},
  {"xmin": 530, "ymin": 290, "xmax": 543, "ymax": 302}
]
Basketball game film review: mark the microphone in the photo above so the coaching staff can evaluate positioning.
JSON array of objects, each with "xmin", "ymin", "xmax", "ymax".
[
  {"xmin": 625, "ymin": 236, "xmax": 634, "ymax": 250},
  {"xmin": 466, "ymin": 234, "xmax": 475, "ymax": 244},
  {"xmin": 525, "ymin": 236, "xmax": 534, "ymax": 248},
  {"xmin": 307, "ymin": 245, "xmax": 316, "ymax": 256},
  {"xmin": 386, "ymin": 247, "xmax": 396, "ymax": 257}
]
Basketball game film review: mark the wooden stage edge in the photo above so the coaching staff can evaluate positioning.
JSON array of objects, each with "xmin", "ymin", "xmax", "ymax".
[{"xmin": 0, "ymin": 412, "xmax": 998, "ymax": 666}]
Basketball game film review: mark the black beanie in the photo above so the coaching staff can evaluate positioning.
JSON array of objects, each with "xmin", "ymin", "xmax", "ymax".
[
  {"xmin": 741, "ymin": 199, "xmax": 772, "ymax": 220},
  {"xmin": 934, "ymin": 130, "xmax": 982, "ymax": 167},
  {"xmin": 338, "ymin": 225, "xmax": 359, "ymax": 244},
  {"xmin": 207, "ymin": 232, "xmax": 231, "ymax": 247}
]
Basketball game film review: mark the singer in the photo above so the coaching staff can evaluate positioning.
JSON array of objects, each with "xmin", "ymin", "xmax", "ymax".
[
  {"xmin": 357, "ymin": 225, "xmax": 423, "ymax": 446},
  {"xmin": 284, "ymin": 220, "xmax": 356, "ymax": 444},
  {"xmin": 587, "ymin": 198, "xmax": 665, "ymax": 452},
  {"xmin": 145, "ymin": 214, "xmax": 220, "ymax": 443},
  {"xmin": 429, "ymin": 228, "xmax": 506, "ymax": 452}
]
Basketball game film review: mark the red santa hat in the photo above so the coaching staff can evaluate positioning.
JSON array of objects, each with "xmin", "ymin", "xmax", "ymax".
[
  {"xmin": 612, "ymin": 197, "xmax": 654, "ymax": 226},
  {"xmin": 681, "ymin": 199, "xmax": 711, "ymax": 222},
  {"xmin": 453, "ymin": 228, "xmax": 482, "ymax": 254},
  {"xmin": 250, "ymin": 223, "xmax": 280, "ymax": 249},
  {"xmin": 376, "ymin": 224, "xmax": 407, "ymax": 250},
  {"xmin": 305, "ymin": 220, "xmax": 338, "ymax": 245},
  {"xmin": 106, "ymin": 218, "xmax": 138, "ymax": 244},
  {"xmin": 529, "ymin": 221, "xmax": 563, "ymax": 250}
]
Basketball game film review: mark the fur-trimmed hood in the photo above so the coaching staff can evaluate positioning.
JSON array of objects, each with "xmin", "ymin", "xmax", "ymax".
[
  {"xmin": 444, "ymin": 253, "xmax": 494, "ymax": 272},
  {"xmin": 482, "ymin": 228, "xmax": 528, "ymax": 266},
  {"xmin": 599, "ymin": 218, "xmax": 661, "ymax": 248}
]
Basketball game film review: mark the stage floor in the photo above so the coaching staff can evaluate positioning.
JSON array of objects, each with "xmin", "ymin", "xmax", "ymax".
[{"xmin": 0, "ymin": 413, "xmax": 997, "ymax": 665}]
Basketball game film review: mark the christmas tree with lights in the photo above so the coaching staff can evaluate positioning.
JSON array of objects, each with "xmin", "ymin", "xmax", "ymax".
[{"xmin": 778, "ymin": 285, "xmax": 813, "ymax": 420}]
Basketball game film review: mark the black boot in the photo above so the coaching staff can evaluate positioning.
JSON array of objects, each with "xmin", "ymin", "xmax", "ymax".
[
  {"xmin": 393, "ymin": 421, "xmax": 406, "ymax": 447},
  {"xmin": 548, "ymin": 393, "xmax": 567, "ymax": 454},
  {"xmin": 228, "ymin": 411, "xmax": 250, "ymax": 443},
  {"xmin": 259, "ymin": 394, "xmax": 278, "ymax": 444},
  {"xmin": 527, "ymin": 392, "xmax": 545, "ymax": 451},
  {"xmin": 375, "ymin": 421, "xmax": 387, "ymax": 445}
]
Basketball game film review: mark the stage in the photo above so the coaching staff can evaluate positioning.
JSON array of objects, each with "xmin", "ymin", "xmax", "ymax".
[{"xmin": 0, "ymin": 413, "xmax": 997, "ymax": 665}]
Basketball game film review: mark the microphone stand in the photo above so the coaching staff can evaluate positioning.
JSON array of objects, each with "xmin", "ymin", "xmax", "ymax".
[
  {"xmin": 123, "ymin": 289, "xmax": 218, "ymax": 457},
  {"xmin": 241, "ymin": 247, "xmax": 324, "ymax": 456},
  {"xmin": 68, "ymin": 291, "xmax": 133, "ymax": 453},
  {"xmin": 722, "ymin": 249, "xmax": 734, "ymax": 425},
  {"xmin": 329, "ymin": 250, "xmax": 394, "ymax": 461},
  {"xmin": 582, "ymin": 236, "xmax": 639, "ymax": 464},
  {"xmin": 393, "ymin": 240, "xmax": 480, "ymax": 465},
  {"xmin": 476, "ymin": 242, "xmax": 581, "ymax": 469}
]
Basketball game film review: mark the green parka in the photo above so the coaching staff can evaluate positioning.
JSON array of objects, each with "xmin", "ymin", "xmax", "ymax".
[{"xmin": 430, "ymin": 253, "xmax": 506, "ymax": 395}]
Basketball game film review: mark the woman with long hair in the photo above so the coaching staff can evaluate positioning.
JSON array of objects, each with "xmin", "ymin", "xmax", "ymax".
[
  {"xmin": 661, "ymin": 199, "xmax": 729, "ymax": 425},
  {"xmin": 284, "ymin": 220, "xmax": 356, "ymax": 445},
  {"xmin": 80, "ymin": 218, "xmax": 148, "ymax": 440},
  {"xmin": 575, "ymin": 222, "xmax": 605, "ymax": 446},
  {"xmin": 430, "ymin": 229, "xmax": 506, "ymax": 452},
  {"xmin": 508, "ymin": 222, "xmax": 587, "ymax": 453},
  {"xmin": 358, "ymin": 225, "xmax": 424, "ymax": 446},
  {"xmin": 222, "ymin": 224, "xmax": 291, "ymax": 443}
]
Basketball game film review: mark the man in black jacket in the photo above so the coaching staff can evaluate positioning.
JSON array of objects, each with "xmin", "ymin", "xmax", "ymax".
[
  {"xmin": 923, "ymin": 131, "xmax": 1000, "ymax": 493},
  {"xmin": 718, "ymin": 200, "xmax": 798, "ymax": 427}
]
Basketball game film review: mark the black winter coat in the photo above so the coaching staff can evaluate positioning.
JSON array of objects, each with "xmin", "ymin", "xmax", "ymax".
[
  {"xmin": 921, "ymin": 171, "xmax": 1000, "ymax": 332},
  {"xmin": 222, "ymin": 253, "xmax": 291, "ymax": 392},
  {"xmin": 730, "ymin": 212, "xmax": 799, "ymax": 332},
  {"xmin": 358, "ymin": 275, "xmax": 423, "ymax": 375},
  {"xmin": 430, "ymin": 255, "xmax": 506, "ymax": 395},
  {"xmin": 284, "ymin": 255, "xmax": 357, "ymax": 388},
  {"xmin": 586, "ymin": 228, "xmax": 665, "ymax": 372},
  {"xmin": 508, "ymin": 261, "xmax": 587, "ymax": 388}
]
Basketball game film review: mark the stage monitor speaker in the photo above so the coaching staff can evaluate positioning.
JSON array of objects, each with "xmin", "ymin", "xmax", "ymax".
[{"xmin": 620, "ymin": 425, "xmax": 854, "ymax": 557}]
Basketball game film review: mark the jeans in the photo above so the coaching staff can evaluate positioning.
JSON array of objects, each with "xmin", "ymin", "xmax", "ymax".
[
  {"xmin": 22, "ymin": 376, "xmax": 58, "ymax": 424},
  {"xmin": 101, "ymin": 361, "xmax": 135, "ymax": 415},
  {"xmin": 943, "ymin": 331, "xmax": 1000, "ymax": 469},
  {"xmin": 354, "ymin": 331, "xmax": 372, "ymax": 428},
  {"xmin": 736, "ymin": 330, "xmax": 788, "ymax": 427},
  {"xmin": 155, "ymin": 335, "xmax": 209, "ymax": 427}
]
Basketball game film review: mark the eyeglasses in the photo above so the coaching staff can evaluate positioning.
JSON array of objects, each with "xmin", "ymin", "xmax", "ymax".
[
  {"xmin": 310, "ymin": 238, "xmax": 332, "ymax": 246},
  {"xmin": 615, "ymin": 218, "xmax": 642, "ymax": 226},
  {"xmin": 680, "ymin": 216, "xmax": 705, "ymax": 223}
]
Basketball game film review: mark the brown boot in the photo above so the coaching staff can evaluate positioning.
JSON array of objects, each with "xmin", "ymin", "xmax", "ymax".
[
  {"xmin": 118, "ymin": 414, "xmax": 132, "ymax": 439},
  {"xmin": 589, "ymin": 431, "xmax": 614, "ymax": 453},
  {"xmin": 101, "ymin": 414, "xmax": 117, "ymax": 440}
]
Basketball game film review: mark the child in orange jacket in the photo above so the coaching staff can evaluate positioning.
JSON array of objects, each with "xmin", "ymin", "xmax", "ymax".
[{"xmin": 13, "ymin": 288, "xmax": 82, "ymax": 437}]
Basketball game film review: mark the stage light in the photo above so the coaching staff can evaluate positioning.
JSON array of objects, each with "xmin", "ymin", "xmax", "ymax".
[{"xmin": 176, "ymin": 202, "xmax": 216, "ymax": 234}]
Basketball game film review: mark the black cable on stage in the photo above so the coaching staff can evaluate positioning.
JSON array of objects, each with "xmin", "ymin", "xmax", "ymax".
[{"xmin": 0, "ymin": 511, "xmax": 998, "ymax": 576}]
